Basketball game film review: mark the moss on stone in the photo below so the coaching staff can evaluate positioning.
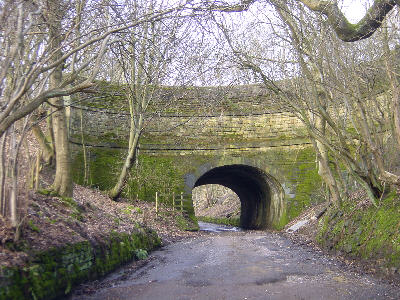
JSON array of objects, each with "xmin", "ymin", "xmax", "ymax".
[
  {"xmin": 0, "ymin": 230, "xmax": 161, "ymax": 300},
  {"xmin": 71, "ymin": 139, "xmax": 322, "ymax": 230},
  {"xmin": 175, "ymin": 214, "xmax": 199, "ymax": 231},
  {"xmin": 317, "ymin": 193, "xmax": 400, "ymax": 274},
  {"xmin": 125, "ymin": 155, "xmax": 184, "ymax": 203},
  {"xmin": 260, "ymin": 146, "xmax": 322, "ymax": 222},
  {"xmin": 72, "ymin": 147, "xmax": 123, "ymax": 190},
  {"xmin": 273, "ymin": 210, "xmax": 288, "ymax": 231}
]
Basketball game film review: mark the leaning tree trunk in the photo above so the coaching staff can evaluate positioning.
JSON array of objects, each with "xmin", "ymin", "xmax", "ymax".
[
  {"xmin": 109, "ymin": 115, "xmax": 142, "ymax": 200},
  {"xmin": 312, "ymin": 123, "xmax": 343, "ymax": 208},
  {"xmin": 31, "ymin": 120, "xmax": 54, "ymax": 165}
]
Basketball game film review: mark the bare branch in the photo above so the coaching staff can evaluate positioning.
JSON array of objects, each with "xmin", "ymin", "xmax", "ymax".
[
  {"xmin": 298, "ymin": 0, "xmax": 398, "ymax": 41},
  {"xmin": 203, "ymin": 0, "xmax": 256, "ymax": 12}
]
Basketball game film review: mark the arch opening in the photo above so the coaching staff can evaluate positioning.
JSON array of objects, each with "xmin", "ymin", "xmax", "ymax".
[
  {"xmin": 193, "ymin": 164, "xmax": 279, "ymax": 230},
  {"xmin": 192, "ymin": 184, "xmax": 240, "ymax": 223}
]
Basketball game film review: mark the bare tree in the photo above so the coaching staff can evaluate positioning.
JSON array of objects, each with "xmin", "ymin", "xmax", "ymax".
[
  {"xmin": 206, "ymin": 0, "xmax": 399, "ymax": 41},
  {"xmin": 208, "ymin": 0, "xmax": 400, "ymax": 206},
  {"xmin": 107, "ymin": 0, "xmax": 202, "ymax": 199},
  {"xmin": 0, "ymin": 0, "xmax": 185, "ymax": 227}
]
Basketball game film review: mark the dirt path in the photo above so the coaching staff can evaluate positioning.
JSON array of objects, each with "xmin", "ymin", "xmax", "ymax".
[{"xmin": 71, "ymin": 230, "xmax": 400, "ymax": 300}]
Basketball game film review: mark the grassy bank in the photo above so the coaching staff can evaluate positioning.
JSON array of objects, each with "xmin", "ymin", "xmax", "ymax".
[{"xmin": 317, "ymin": 192, "xmax": 400, "ymax": 277}]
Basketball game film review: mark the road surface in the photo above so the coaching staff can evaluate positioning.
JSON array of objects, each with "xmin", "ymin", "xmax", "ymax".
[{"xmin": 71, "ymin": 224, "xmax": 399, "ymax": 300}]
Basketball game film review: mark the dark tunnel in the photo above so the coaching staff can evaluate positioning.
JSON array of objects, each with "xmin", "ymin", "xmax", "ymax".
[{"xmin": 194, "ymin": 164, "xmax": 273, "ymax": 230}]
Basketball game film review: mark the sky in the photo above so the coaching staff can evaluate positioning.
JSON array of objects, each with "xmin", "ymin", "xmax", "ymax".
[{"xmin": 341, "ymin": 0, "xmax": 372, "ymax": 22}]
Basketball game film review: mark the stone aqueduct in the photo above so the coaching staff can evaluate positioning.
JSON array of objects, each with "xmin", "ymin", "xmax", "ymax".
[{"xmin": 69, "ymin": 85, "xmax": 321, "ymax": 229}]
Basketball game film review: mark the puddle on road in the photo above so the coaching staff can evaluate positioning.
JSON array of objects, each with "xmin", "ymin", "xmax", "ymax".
[{"xmin": 198, "ymin": 221, "xmax": 243, "ymax": 233}]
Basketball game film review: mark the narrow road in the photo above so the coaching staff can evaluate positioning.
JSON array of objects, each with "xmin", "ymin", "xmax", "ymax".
[{"xmin": 72, "ymin": 224, "xmax": 399, "ymax": 300}]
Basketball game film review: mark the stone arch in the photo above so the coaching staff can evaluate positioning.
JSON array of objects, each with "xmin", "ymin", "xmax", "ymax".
[{"xmin": 186, "ymin": 163, "xmax": 285, "ymax": 229}]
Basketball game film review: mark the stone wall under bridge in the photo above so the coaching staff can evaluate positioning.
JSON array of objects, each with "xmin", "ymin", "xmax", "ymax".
[{"xmin": 69, "ymin": 86, "xmax": 323, "ymax": 230}]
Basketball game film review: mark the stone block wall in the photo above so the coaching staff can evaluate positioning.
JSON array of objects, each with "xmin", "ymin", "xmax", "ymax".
[
  {"xmin": 69, "ymin": 105, "xmax": 306, "ymax": 148},
  {"xmin": 69, "ymin": 86, "xmax": 320, "ymax": 230},
  {"xmin": 0, "ymin": 230, "xmax": 161, "ymax": 300}
]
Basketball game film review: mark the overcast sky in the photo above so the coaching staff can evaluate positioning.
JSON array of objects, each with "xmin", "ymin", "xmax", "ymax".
[{"xmin": 341, "ymin": 0, "xmax": 372, "ymax": 22}]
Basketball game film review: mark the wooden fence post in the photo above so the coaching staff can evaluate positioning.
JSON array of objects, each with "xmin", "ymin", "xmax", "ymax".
[
  {"xmin": 35, "ymin": 150, "xmax": 41, "ymax": 190},
  {"xmin": 155, "ymin": 191, "xmax": 159, "ymax": 216},
  {"xmin": 180, "ymin": 192, "xmax": 183, "ymax": 212}
]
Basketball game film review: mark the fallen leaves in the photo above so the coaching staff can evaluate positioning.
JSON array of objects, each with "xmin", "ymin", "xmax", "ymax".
[{"xmin": 0, "ymin": 183, "xmax": 196, "ymax": 269}]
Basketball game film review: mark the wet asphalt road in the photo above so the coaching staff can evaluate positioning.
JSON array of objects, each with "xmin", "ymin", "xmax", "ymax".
[{"xmin": 71, "ymin": 224, "xmax": 400, "ymax": 300}]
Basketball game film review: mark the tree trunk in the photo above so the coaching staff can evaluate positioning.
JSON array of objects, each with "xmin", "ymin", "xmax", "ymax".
[
  {"xmin": 393, "ymin": 88, "xmax": 400, "ymax": 148},
  {"xmin": 0, "ymin": 132, "xmax": 7, "ymax": 217},
  {"xmin": 47, "ymin": 2, "xmax": 73, "ymax": 197},
  {"xmin": 80, "ymin": 108, "xmax": 88, "ymax": 184},
  {"xmin": 9, "ymin": 124, "xmax": 17, "ymax": 227},
  {"xmin": 313, "ymin": 135, "xmax": 342, "ymax": 207},
  {"xmin": 50, "ymin": 100, "xmax": 73, "ymax": 197},
  {"xmin": 108, "ymin": 93, "xmax": 143, "ymax": 200},
  {"xmin": 32, "ymin": 122, "xmax": 54, "ymax": 164},
  {"xmin": 9, "ymin": 166, "xmax": 17, "ymax": 227},
  {"xmin": 109, "ymin": 129, "xmax": 141, "ymax": 200},
  {"xmin": 386, "ymin": 54, "xmax": 400, "ymax": 152}
]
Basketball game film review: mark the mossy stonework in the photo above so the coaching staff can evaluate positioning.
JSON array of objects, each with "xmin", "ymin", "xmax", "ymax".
[
  {"xmin": 70, "ymin": 86, "xmax": 323, "ymax": 229},
  {"xmin": 0, "ymin": 229, "xmax": 161, "ymax": 300},
  {"xmin": 317, "ymin": 194, "xmax": 400, "ymax": 275}
]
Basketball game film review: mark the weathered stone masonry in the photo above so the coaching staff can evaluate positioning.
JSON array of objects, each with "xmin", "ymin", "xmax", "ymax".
[
  {"xmin": 69, "ymin": 85, "xmax": 321, "ymax": 230},
  {"xmin": 69, "ymin": 106, "xmax": 305, "ymax": 146}
]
